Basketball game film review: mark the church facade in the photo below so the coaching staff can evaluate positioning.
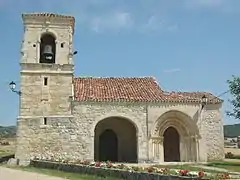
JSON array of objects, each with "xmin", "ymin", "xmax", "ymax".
[{"xmin": 15, "ymin": 13, "xmax": 225, "ymax": 165}]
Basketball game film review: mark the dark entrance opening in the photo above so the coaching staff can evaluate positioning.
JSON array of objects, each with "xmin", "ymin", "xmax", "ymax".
[
  {"xmin": 163, "ymin": 127, "xmax": 180, "ymax": 162},
  {"xmin": 99, "ymin": 129, "xmax": 118, "ymax": 162}
]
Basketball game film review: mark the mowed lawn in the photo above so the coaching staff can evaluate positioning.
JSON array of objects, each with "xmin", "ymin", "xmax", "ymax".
[
  {"xmin": 207, "ymin": 161, "xmax": 240, "ymax": 172},
  {"xmin": 0, "ymin": 146, "xmax": 15, "ymax": 157}
]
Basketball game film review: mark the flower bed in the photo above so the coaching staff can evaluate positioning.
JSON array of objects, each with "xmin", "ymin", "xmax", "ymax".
[{"xmin": 30, "ymin": 159, "xmax": 207, "ymax": 180}]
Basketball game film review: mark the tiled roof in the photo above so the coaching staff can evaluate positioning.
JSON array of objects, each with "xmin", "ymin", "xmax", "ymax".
[{"xmin": 73, "ymin": 77, "xmax": 222, "ymax": 104}]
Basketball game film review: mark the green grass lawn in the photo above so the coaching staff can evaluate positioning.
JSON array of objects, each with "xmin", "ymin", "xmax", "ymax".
[
  {"xmin": 0, "ymin": 145, "xmax": 14, "ymax": 157},
  {"xmin": 207, "ymin": 161, "xmax": 240, "ymax": 172}
]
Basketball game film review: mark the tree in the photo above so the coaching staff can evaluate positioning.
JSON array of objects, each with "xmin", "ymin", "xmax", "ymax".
[{"xmin": 227, "ymin": 75, "xmax": 240, "ymax": 120}]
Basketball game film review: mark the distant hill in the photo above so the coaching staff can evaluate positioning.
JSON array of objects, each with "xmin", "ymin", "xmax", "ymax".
[
  {"xmin": 0, "ymin": 123, "xmax": 240, "ymax": 138},
  {"xmin": 0, "ymin": 126, "xmax": 16, "ymax": 138},
  {"xmin": 224, "ymin": 123, "xmax": 240, "ymax": 137}
]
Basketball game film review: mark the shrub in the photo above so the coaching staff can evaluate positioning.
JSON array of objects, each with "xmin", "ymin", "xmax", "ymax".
[
  {"xmin": 225, "ymin": 152, "xmax": 240, "ymax": 159},
  {"xmin": 225, "ymin": 152, "xmax": 234, "ymax": 159},
  {"xmin": 0, "ymin": 141, "xmax": 10, "ymax": 145}
]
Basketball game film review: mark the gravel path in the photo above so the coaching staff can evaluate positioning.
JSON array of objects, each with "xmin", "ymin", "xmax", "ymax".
[{"xmin": 0, "ymin": 167, "xmax": 66, "ymax": 180}]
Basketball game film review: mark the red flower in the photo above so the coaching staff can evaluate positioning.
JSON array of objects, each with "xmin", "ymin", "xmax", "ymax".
[
  {"xmin": 147, "ymin": 167, "xmax": 154, "ymax": 173},
  {"xmin": 95, "ymin": 161, "xmax": 101, "ymax": 167},
  {"xmin": 179, "ymin": 169, "xmax": 189, "ymax": 176},
  {"xmin": 198, "ymin": 171, "xmax": 205, "ymax": 178}
]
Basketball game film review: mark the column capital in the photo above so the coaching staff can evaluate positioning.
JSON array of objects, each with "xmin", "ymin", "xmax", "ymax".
[
  {"xmin": 151, "ymin": 136, "xmax": 163, "ymax": 144},
  {"xmin": 191, "ymin": 134, "xmax": 201, "ymax": 141}
]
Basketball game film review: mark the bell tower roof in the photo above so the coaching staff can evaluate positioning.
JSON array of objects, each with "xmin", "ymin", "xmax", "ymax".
[{"xmin": 22, "ymin": 12, "xmax": 75, "ymax": 34}]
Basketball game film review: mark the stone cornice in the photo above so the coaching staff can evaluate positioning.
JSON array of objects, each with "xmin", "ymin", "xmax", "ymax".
[
  {"xmin": 22, "ymin": 13, "xmax": 75, "ymax": 34},
  {"xmin": 20, "ymin": 63, "xmax": 73, "ymax": 74},
  {"xmin": 73, "ymin": 100, "xmax": 205, "ymax": 108}
]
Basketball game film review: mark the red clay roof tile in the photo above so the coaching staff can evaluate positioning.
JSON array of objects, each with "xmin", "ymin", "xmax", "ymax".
[{"xmin": 73, "ymin": 77, "xmax": 222, "ymax": 104}]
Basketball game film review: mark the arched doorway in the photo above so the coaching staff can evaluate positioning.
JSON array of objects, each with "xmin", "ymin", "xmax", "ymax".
[
  {"xmin": 163, "ymin": 127, "xmax": 180, "ymax": 162},
  {"xmin": 99, "ymin": 129, "xmax": 118, "ymax": 162},
  {"xmin": 94, "ymin": 117, "xmax": 138, "ymax": 162}
]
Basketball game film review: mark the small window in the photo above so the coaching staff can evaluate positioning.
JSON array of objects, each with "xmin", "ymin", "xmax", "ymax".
[
  {"xmin": 61, "ymin": 43, "xmax": 64, "ymax": 48},
  {"xmin": 43, "ymin": 117, "xmax": 47, "ymax": 125},
  {"xmin": 33, "ymin": 44, "xmax": 36, "ymax": 47},
  {"xmin": 44, "ymin": 77, "xmax": 48, "ymax": 86}
]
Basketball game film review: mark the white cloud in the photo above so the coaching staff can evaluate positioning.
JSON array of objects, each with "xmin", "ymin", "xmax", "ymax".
[
  {"xmin": 140, "ymin": 15, "xmax": 178, "ymax": 33},
  {"xmin": 0, "ymin": 0, "xmax": 179, "ymax": 33},
  {"xmin": 90, "ymin": 12, "xmax": 133, "ymax": 33},
  {"xmin": 184, "ymin": 0, "xmax": 225, "ymax": 8},
  {"xmin": 183, "ymin": 0, "xmax": 240, "ymax": 13},
  {"xmin": 145, "ymin": 15, "xmax": 165, "ymax": 31}
]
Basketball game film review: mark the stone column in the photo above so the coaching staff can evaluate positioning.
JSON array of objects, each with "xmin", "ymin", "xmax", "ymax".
[
  {"xmin": 159, "ymin": 136, "xmax": 164, "ymax": 162},
  {"xmin": 190, "ymin": 135, "xmax": 196, "ymax": 162},
  {"xmin": 194, "ymin": 135, "xmax": 200, "ymax": 162},
  {"xmin": 36, "ymin": 40, "xmax": 40, "ymax": 63},
  {"xmin": 151, "ymin": 136, "xmax": 164, "ymax": 163},
  {"xmin": 180, "ymin": 136, "xmax": 188, "ymax": 162}
]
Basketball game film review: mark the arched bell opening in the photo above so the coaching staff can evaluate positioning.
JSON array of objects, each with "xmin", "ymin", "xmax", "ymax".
[{"xmin": 40, "ymin": 33, "xmax": 56, "ymax": 63}]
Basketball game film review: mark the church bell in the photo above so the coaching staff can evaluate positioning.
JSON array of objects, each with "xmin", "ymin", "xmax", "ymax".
[{"xmin": 42, "ymin": 45, "xmax": 54, "ymax": 60}]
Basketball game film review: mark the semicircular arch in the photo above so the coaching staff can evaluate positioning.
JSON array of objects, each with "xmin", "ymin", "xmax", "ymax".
[
  {"xmin": 38, "ymin": 29, "xmax": 58, "ymax": 42},
  {"xmin": 91, "ymin": 113, "xmax": 141, "ymax": 137},
  {"xmin": 151, "ymin": 110, "xmax": 199, "ymax": 137}
]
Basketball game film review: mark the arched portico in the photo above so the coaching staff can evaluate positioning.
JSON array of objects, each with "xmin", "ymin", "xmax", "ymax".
[
  {"xmin": 94, "ymin": 116, "xmax": 138, "ymax": 163},
  {"xmin": 150, "ymin": 110, "xmax": 200, "ymax": 162}
]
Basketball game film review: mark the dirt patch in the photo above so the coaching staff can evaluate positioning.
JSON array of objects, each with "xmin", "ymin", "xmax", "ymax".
[{"xmin": 224, "ymin": 148, "xmax": 240, "ymax": 155}]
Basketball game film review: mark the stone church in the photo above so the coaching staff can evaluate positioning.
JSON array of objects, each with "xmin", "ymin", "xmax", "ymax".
[{"xmin": 15, "ymin": 13, "xmax": 225, "ymax": 165}]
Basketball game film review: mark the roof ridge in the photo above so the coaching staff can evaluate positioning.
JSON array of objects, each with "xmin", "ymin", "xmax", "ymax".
[
  {"xmin": 74, "ymin": 76, "xmax": 156, "ymax": 79},
  {"xmin": 171, "ymin": 91, "xmax": 214, "ymax": 94}
]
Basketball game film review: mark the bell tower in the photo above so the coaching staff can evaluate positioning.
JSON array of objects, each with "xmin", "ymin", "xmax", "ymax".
[
  {"xmin": 19, "ymin": 13, "xmax": 76, "ymax": 120},
  {"xmin": 20, "ymin": 13, "xmax": 75, "ymax": 118},
  {"xmin": 15, "ymin": 13, "xmax": 76, "ymax": 165}
]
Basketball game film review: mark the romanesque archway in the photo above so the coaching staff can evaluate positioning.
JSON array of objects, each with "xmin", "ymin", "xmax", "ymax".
[
  {"xmin": 94, "ymin": 116, "xmax": 138, "ymax": 162},
  {"xmin": 163, "ymin": 127, "xmax": 180, "ymax": 162},
  {"xmin": 151, "ymin": 110, "xmax": 200, "ymax": 162}
]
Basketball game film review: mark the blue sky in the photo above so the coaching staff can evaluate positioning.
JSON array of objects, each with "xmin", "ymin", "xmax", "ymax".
[{"xmin": 0, "ymin": 0, "xmax": 240, "ymax": 126}]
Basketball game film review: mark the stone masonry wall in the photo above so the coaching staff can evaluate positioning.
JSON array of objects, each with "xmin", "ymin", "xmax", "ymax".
[
  {"xmin": 15, "ymin": 101, "xmax": 224, "ymax": 164},
  {"xmin": 73, "ymin": 102, "xmax": 148, "ymax": 162},
  {"xmin": 15, "ymin": 102, "xmax": 147, "ymax": 163},
  {"xmin": 20, "ymin": 70, "xmax": 73, "ymax": 117},
  {"xmin": 147, "ymin": 103, "xmax": 224, "ymax": 161},
  {"xmin": 203, "ymin": 104, "xmax": 225, "ymax": 160},
  {"xmin": 15, "ymin": 116, "xmax": 88, "ymax": 163}
]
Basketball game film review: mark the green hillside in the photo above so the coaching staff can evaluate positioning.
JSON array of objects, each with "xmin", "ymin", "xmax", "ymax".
[
  {"xmin": 224, "ymin": 123, "xmax": 240, "ymax": 137},
  {"xmin": 0, "ymin": 126, "xmax": 16, "ymax": 138},
  {"xmin": 0, "ymin": 124, "xmax": 239, "ymax": 138}
]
